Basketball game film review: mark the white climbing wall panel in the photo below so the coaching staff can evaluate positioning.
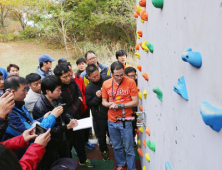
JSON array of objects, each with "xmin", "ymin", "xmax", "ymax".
[{"xmin": 137, "ymin": 0, "xmax": 222, "ymax": 170}]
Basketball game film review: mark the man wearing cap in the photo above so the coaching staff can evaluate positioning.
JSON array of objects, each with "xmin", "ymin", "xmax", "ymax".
[{"xmin": 36, "ymin": 54, "xmax": 55, "ymax": 80}]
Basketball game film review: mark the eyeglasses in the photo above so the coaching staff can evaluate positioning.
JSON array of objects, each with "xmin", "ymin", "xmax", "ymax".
[
  {"xmin": 113, "ymin": 74, "xmax": 125, "ymax": 78},
  {"xmin": 127, "ymin": 74, "xmax": 137, "ymax": 79},
  {"xmin": 87, "ymin": 57, "xmax": 97, "ymax": 62}
]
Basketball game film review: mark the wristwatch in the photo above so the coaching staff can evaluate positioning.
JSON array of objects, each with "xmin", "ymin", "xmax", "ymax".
[{"xmin": 118, "ymin": 103, "xmax": 125, "ymax": 109}]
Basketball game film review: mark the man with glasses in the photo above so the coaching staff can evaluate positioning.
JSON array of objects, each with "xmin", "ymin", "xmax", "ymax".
[
  {"xmin": 116, "ymin": 50, "xmax": 131, "ymax": 69},
  {"xmin": 102, "ymin": 61, "xmax": 138, "ymax": 170},
  {"xmin": 36, "ymin": 54, "xmax": 55, "ymax": 80},
  {"xmin": 80, "ymin": 51, "xmax": 111, "ymax": 87}
]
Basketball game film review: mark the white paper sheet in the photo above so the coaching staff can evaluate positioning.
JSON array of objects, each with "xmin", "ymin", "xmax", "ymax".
[{"xmin": 73, "ymin": 117, "xmax": 93, "ymax": 131}]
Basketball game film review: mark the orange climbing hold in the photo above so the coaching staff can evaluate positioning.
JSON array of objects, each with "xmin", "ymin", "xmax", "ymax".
[
  {"xmin": 146, "ymin": 126, "xmax": 150, "ymax": 136},
  {"xmin": 134, "ymin": 12, "xmax": 138, "ymax": 18},
  {"xmin": 139, "ymin": 105, "xmax": 143, "ymax": 111},
  {"xmin": 137, "ymin": 65, "xmax": 142, "ymax": 72},
  {"xmin": 143, "ymin": 140, "xmax": 146, "ymax": 147},
  {"xmin": 137, "ymin": 148, "xmax": 143, "ymax": 157},
  {"xmin": 135, "ymin": 129, "xmax": 139, "ymax": 137},
  {"xmin": 140, "ymin": 10, "xmax": 148, "ymax": 21},
  {"xmin": 137, "ymin": 119, "xmax": 141, "ymax": 123},
  {"xmin": 137, "ymin": 30, "xmax": 143, "ymax": 38},
  {"xmin": 139, "ymin": 42, "xmax": 144, "ymax": 50},
  {"xmin": 142, "ymin": 73, "xmax": 149, "ymax": 81},
  {"xmin": 135, "ymin": 43, "xmax": 140, "ymax": 50},
  {"xmin": 139, "ymin": 0, "xmax": 146, "ymax": 7},
  {"xmin": 137, "ymin": 87, "xmax": 140, "ymax": 91}
]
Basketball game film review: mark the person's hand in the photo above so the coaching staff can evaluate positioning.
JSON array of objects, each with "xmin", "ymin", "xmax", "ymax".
[
  {"xmin": 79, "ymin": 97, "xmax": 83, "ymax": 102},
  {"xmin": 34, "ymin": 128, "xmax": 51, "ymax": 147},
  {"xmin": 0, "ymin": 92, "xmax": 15, "ymax": 119},
  {"xmin": 67, "ymin": 119, "xmax": 78, "ymax": 129},
  {"xmin": 109, "ymin": 103, "xmax": 118, "ymax": 111},
  {"xmin": 96, "ymin": 90, "xmax": 102, "ymax": 98},
  {"xmin": 51, "ymin": 106, "xmax": 63, "ymax": 118},
  {"xmin": 22, "ymin": 126, "xmax": 38, "ymax": 142},
  {"xmin": 43, "ymin": 111, "xmax": 51, "ymax": 118}
]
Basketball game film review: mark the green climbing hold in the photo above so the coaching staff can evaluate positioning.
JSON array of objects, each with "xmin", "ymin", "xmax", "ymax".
[
  {"xmin": 153, "ymin": 87, "xmax": 163, "ymax": 102},
  {"xmin": 146, "ymin": 43, "xmax": 154, "ymax": 53},
  {"xmin": 152, "ymin": 0, "xmax": 164, "ymax": 8},
  {"xmin": 147, "ymin": 140, "xmax": 156, "ymax": 151}
]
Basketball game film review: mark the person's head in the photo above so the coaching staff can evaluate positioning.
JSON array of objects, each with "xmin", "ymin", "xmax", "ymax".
[
  {"xmin": 26, "ymin": 73, "xmax": 41, "ymax": 94},
  {"xmin": 86, "ymin": 64, "xmax": 100, "ymax": 83},
  {"xmin": 7, "ymin": 64, "xmax": 19, "ymax": 76},
  {"xmin": 84, "ymin": 51, "xmax": 98, "ymax": 66},
  {"xmin": 54, "ymin": 64, "xmax": 71, "ymax": 84},
  {"xmin": 58, "ymin": 58, "xmax": 67, "ymax": 65},
  {"xmin": 39, "ymin": 54, "xmax": 55, "ymax": 70},
  {"xmin": 4, "ymin": 76, "xmax": 27, "ymax": 101},
  {"xmin": 110, "ymin": 61, "xmax": 125, "ymax": 84},
  {"xmin": 116, "ymin": 50, "xmax": 127, "ymax": 65},
  {"xmin": 76, "ymin": 58, "xmax": 87, "ymax": 71},
  {"xmin": 125, "ymin": 67, "xmax": 137, "ymax": 81},
  {"xmin": 0, "ymin": 71, "xmax": 4, "ymax": 90},
  {"xmin": 0, "ymin": 144, "xmax": 23, "ymax": 170},
  {"xmin": 41, "ymin": 75, "xmax": 62, "ymax": 100}
]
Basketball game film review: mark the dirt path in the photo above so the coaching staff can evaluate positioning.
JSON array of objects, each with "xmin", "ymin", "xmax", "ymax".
[{"xmin": 0, "ymin": 42, "xmax": 73, "ymax": 77}]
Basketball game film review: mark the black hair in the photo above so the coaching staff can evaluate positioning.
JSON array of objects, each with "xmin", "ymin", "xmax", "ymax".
[
  {"xmin": 110, "ymin": 61, "xmax": 124, "ymax": 73},
  {"xmin": 4, "ymin": 76, "xmax": 27, "ymax": 91},
  {"xmin": 40, "ymin": 61, "xmax": 49, "ymax": 68},
  {"xmin": 86, "ymin": 64, "xmax": 98, "ymax": 76},
  {"xmin": 84, "ymin": 51, "xmax": 95, "ymax": 59},
  {"xmin": 116, "ymin": 50, "xmax": 127, "ymax": 60},
  {"xmin": 25, "ymin": 73, "xmax": 41, "ymax": 84},
  {"xmin": 125, "ymin": 67, "xmax": 136, "ymax": 75},
  {"xmin": 0, "ymin": 71, "xmax": 2, "ymax": 76},
  {"xmin": 0, "ymin": 145, "xmax": 22, "ymax": 170},
  {"xmin": 7, "ymin": 64, "xmax": 20, "ymax": 72},
  {"xmin": 41, "ymin": 75, "xmax": 62, "ymax": 95},
  {"xmin": 53, "ymin": 64, "xmax": 70, "ymax": 77},
  {"xmin": 76, "ymin": 58, "xmax": 86, "ymax": 65}
]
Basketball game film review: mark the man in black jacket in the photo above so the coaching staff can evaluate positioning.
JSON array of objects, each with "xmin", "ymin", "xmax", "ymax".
[
  {"xmin": 32, "ymin": 75, "xmax": 78, "ymax": 169},
  {"xmin": 54, "ymin": 64, "xmax": 95, "ymax": 168},
  {"xmin": 85, "ymin": 64, "xmax": 111, "ymax": 161}
]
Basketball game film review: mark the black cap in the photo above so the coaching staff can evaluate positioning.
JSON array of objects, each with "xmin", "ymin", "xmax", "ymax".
[
  {"xmin": 50, "ymin": 158, "xmax": 77, "ymax": 170},
  {"xmin": 58, "ymin": 58, "xmax": 68, "ymax": 65}
]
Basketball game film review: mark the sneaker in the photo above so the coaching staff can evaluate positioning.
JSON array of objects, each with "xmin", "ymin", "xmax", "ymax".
[
  {"xmin": 85, "ymin": 141, "xmax": 95, "ymax": 149},
  {"xmin": 74, "ymin": 149, "xmax": 77, "ymax": 154},
  {"xmin": 113, "ymin": 165, "xmax": 127, "ymax": 170},
  {"xmin": 102, "ymin": 151, "xmax": 110, "ymax": 161},
  {"xmin": 79, "ymin": 159, "xmax": 95, "ymax": 168},
  {"xmin": 134, "ymin": 141, "xmax": 137, "ymax": 147}
]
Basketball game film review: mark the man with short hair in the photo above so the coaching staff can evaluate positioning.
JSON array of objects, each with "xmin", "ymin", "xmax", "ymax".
[
  {"xmin": 24, "ymin": 73, "xmax": 42, "ymax": 116},
  {"xmin": 0, "ymin": 71, "xmax": 4, "ymax": 97},
  {"xmin": 76, "ymin": 58, "xmax": 87, "ymax": 75},
  {"xmin": 7, "ymin": 64, "xmax": 20, "ymax": 76},
  {"xmin": 116, "ymin": 50, "xmax": 131, "ymax": 69},
  {"xmin": 102, "ymin": 61, "xmax": 138, "ymax": 170},
  {"xmin": 36, "ymin": 54, "xmax": 55, "ymax": 80},
  {"xmin": 54, "ymin": 64, "xmax": 95, "ymax": 168},
  {"xmin": 85, "ymin": 64, "xmax": 111, "ymax": 161},
  {"xmin": 32, "ymin": 75, "xmax": 78, "ymax": 169},
  {"xmin": 80, "ymin": 51, "xmax": 111, "ymax": 87},
  {"xmin": 2, "ymin": 76, "xmax": 63, "ymax": 158}
]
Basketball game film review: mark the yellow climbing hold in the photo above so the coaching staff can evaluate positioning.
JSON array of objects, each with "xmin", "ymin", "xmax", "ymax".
[
  {"xmin": 136, "ymin": 113, "xmax": 139, "ymax": 116},
  {"xmin": 143, "ymin": 90, "xmax": 147, "ymax": 99},
  {"xmin": 143, "ymin": 166, "xmax": 146, "ymax": 170},
  {"xmin": 137, "ymin": 6, "xmax": 142, "ymax": 14},
  {"xmin": 138, "ymin": 92, "xmax": 142, "ymax": 100},
  {"xmin": 145, "ymin": 153, "xmax": 150, "ymax": 162},
  {"xmin": 135, "ymin": 52, "xmax": 141, "ymax": 59},
  {"xmin": 139, "ymin": 126, "xmax": 143, "ymax": 133},
  {"xmin": 137, "ymin": 139, "xmax": 141, "ymax": 146},
  {"xmin": 142, "ymin": 40, "xmax": 149, "ymax": 52},
  {"xmin": 141, "ymin": 19, "xmax": 144, "ymax": 23}
]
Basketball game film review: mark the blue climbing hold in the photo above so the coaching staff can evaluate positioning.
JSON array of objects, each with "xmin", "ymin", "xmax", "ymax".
[
  {"xmin": 200, "ymin": 101, "xmax": 222, "ymax": 132},
  {"xmin": 173, "ymin": 76, "xmax": 188, "ymax": 100},
  {"xmin": 181, "ymin": 48, "xmax": 202, "ymax": 68},
  {"xmin": 165, "ymin": 161, "xmax": 172, "ymax": 170}
]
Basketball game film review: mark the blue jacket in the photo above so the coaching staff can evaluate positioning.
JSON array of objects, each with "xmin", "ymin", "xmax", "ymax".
[
  {"xmin": 80, "ymin": 62, "xmax": 111, "ymax": 87},
  {"xmin": 36, "ymin": 66, "xmax": 53, "ymax": 80},
  {"xmin": 3, "ymin": 105, "xmax": 56, "ymax": 141},
  {"xmin": 0, "ymin": 67, "xmax": 8, "ymax": 80}
]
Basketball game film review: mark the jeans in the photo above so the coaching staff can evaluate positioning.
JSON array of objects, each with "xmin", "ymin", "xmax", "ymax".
[{"xmin": 108, "ymin": 121, "xmax": 136, "ymax": 170}]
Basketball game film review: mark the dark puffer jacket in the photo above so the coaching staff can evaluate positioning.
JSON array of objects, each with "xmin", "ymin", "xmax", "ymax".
[
  {"xmin": 85, "ymin": 75, "xmax": 111, "ymax": 120},
  {"xmin": 0, "ymin": 117, "xmax": 8, "ymax": 140},
  {"xmin": 32, "ymin": 94, "xmax": 72, "ymax": 145}
]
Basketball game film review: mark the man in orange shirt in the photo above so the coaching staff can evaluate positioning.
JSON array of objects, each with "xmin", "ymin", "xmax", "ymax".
[
  {"xmin": 116, "ymin": 50, "xmax": 131, "ymax": 69},
  {"xmin": 102, "ymin": 61, "xmax": 138, "ymax": 170}
]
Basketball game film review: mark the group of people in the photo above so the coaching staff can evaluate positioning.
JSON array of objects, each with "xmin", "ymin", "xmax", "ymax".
[{"xmin": 0, "ymin": 49, "xmax": 139, "ymax": 170}]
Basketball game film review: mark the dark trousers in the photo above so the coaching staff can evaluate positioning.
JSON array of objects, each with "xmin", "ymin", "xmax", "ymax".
[
  {"xmin": 93, "ymin": 118, "xmax": 109, "ymax": 152},
  {"xmin": 81, "ymin": 108, "xmax": 90, "ymax": 143}
]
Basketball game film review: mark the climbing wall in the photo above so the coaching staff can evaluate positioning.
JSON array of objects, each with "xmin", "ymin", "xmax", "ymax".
[{"xmin": 135, "ymin": 0, "xmax": 222, "ymax": 169}]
